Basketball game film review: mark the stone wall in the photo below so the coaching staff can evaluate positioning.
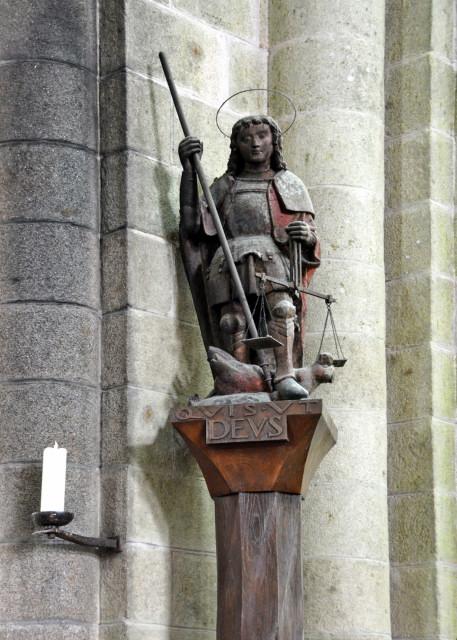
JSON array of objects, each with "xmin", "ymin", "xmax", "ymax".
[
  {"xmin": 99, "ymin": 1, "xmax": 268, "ymax": 638},
  {"xmin": 385, "ymin": 0, "xmax": 457, "ymax": 637},
  {"xmin": 270, "ymin": 1, "xmax": 391, "ymax": 638},
  {"xmin": 0, "ymin": 0, "xmax": 101, "ymax": 638}
]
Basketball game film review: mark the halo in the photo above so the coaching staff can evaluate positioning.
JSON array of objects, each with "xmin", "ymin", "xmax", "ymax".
[{"xmin": 216, "ymin": 88, "xmax": 297, "ymax": 138}]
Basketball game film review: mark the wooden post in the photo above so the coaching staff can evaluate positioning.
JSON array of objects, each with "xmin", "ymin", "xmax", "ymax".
[{"xmin": 170, "ymin": 399, "xmax": 337, "ymax": 639}]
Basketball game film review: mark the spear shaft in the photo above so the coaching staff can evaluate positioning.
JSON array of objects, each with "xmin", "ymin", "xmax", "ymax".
[{"xmin": 159, "ymin": 52, "xmax": 272, "ymax": 389}]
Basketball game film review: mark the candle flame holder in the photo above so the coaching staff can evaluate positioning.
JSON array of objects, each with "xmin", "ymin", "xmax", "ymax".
[{"xmin": 32, "ymin": 511, "xmax": 122, "ymax": 552}]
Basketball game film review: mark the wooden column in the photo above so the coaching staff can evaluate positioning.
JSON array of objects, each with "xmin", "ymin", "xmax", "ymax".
[
  {"xmin": 170, "ymin": 399, "xmax": 337, "ymax": 640},
  {"xmin": 216, "ymin": 492, "xmax": 303, "ymax": 640}
]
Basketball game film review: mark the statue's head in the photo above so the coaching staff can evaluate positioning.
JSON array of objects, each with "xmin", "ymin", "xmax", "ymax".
[{"xmin": 227, "ymin": 115, "xmax": 287, "ymax": 175}]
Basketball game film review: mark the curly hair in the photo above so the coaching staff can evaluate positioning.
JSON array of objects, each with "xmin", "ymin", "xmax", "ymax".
[{"xmin": 226, "ymin": 115, "xmax": 287, "ymax": 175}]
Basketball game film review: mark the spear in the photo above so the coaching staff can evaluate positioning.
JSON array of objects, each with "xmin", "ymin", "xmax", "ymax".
[{"xmin": 158, "ymin": 52, "xmax": 272, "ymax": 390}]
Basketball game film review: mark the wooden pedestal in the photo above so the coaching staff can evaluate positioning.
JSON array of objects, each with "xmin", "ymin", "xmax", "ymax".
[{"xmin": 170, "ymin": 398, "xmax": 336, "ymax": 640}]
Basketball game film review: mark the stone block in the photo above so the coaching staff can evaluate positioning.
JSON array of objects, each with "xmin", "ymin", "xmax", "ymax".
[
  {"xmin": 309, "ymin": 186, "xmax": 384, "ymax": 267},
  {"xmin": 386, "ymin": 55, "xmax": 455, "ymax": 137},
  {"xmin": 102, "ymin": 310, "xmax": 213, "ymax": 397},
  {"xmin": 302, "ymin": 558, "xmax": 390, "ymax": 634},
  {"xmin": 0, "ymin": 464, "xmax": 41, "ymax": 542},
  {"xmin": 0, "ymin": 62, "xmax": 97, "ymax": 150},
  {"xmin": 227, "ymin": 42, "xmax": 268, "ymax": 113},
  {"xmin": 303, "ymin": 332, "xmax": 386, "ymax": 412},
  {"xmin": 101, "ymin": 545, "xmax": 171, "ymax": 625},
  {"xmin": 100, "ymin": 72, "xmax": 171, "ymax": 161},
  {"xmin": 284, "ymin": 113, "xmax": 384, "ymax": 195},
  {"xmin": 102, "ymin": 312, "xmax": 128, "ymax": 389},
  {"xmin": 0, "ymin": 0, "xmax": 97, "ymax": 71},
  {"xmin": 302, "ymin": 483, "xmax": 389, "ymax": 561},
  {"xmin": 431, "ymin": 0, "xmax": 455, "ymax": 61},
  {"xmin": 100, "ymin": 464, "xmax": 129, "ymax": 542},
  {"xmin": 0, "ymin": 463, "xmax": 99, "ymax": 542},
  {"xmin": 128, "ymin": 312, "xmax": 213, "ymax": 396},
  {"xmin": 435, "ymin": 492, "xmax": 457, "ymax": 564},
  {"xmin": 102, "ymin": 465, "xmax": 215, "ymax": 551},
  {"xmin": 171, "ymin": 550, "xmax": 217, "ymax": 629},
  {"xmin": 390, "ymin": 565, "xmax": 438, "ymax": 638},
  {"xmin": 124, "ymin": 0, "xmax": 226, "ymax": 103},
  {"xmin": 171, "ymin": 96, "xmax": 234, "ymax": 183},
  {"xmin": 0, "ymin": 544, "xmax": 99, "ymax": 623},
  {"xmin": 430, "ymin": 56, "xmax": 456, "ymax": 134},
  {"xmin": 0, "ymin": 223, "xmax": 99, "ymax": 308},
  {"xmin": 0, "ymin": 304, "xmax": 100, "ymax": 385},
  {"xmin": 100, "ymin": 549, "xmax": 128, "ymax": 623},
  {"xmin": 101, "ymin": 387, "xmax": 196, "ymax": 474},
  {"xmin": 385, "ymin": 202, "xmax": 427, "ymax": 278},
  {"xmin": 386, "ymin": 0, "xmax": 431, "ymax": 64},
  {"xmin": 102, "ymin": 231, "xmax": 128, "ymax": 313},
  {"xmin": 431, "ymin": 418, "xmax": 456, "ymax": 492},
  {"xmin": 385, "ymin": 130, "xmax": 454, "ymax": 209},
  {"xmin": 385, "ymin": 56, "xmax": 431, "ymax": 137},
  {"xmin": 388, "ymin": 492, "xmax": 436, "ymax": 564},
  {"xmin": 99, "ymin": 0, "xmax": 126, "ymax": 75},
  {"xmin": 386, "ymin": 0, "xmax": 453, "ymax": 64},
  {"xmin": 173, "ymin": 0, "xmax": 258, "ymax": 41},
  {"xmin": 305, "ymin": 259, "xmax": 385, "ymax": 339},
  {"xmin": 388, "ymin": 419, "xmax": 434, "ymax": 494},
  {"xmin": 437, "ymin": 564, "xmax": 457, "ymax": 637},
  {"xmin": 386, "ymin": 345, "xmax": 432, "ymax": 423},
  {"xmin": 101, "ymin": 152, "xmax": 180, "ymax": 240},
  {"xmin": 0, "ymin": 381, "xmax": 99, "ymax": 465},
  {"xmin": 0, "ymin": 144, "xmax": 99, "ymax": 228},
  {"xmin": 126, "ymin": 232, "xmax": 175, "ymax": 316},
  {"xmin": 269, "ymin": 0, "xmax": 384, "ymax": 46},
  {"xmin": 311, "ymin": 408, "xmax": 387, "ymax": 486},
  {"xmin": 269, "ymin": 36, "xmax": 383, "ymax": 118},
  {"xmin": 386, "ymin": 202, "xmax": 454, "ymax": 278},
  {"xmin": 430, "ymin": 275, "xmax": 454, "ymax": 346},
  {"xmin": 131, "ymin": 467, "xmax": 215, "ymax": 551},
  {"xmin": 100, "ymin": 73, "xmax": 127, "ymax": 154},
  {"xmin": 431, "ymin": 206, "xmax": 455, "ymax": 276},
  {"xmin": 431, "ymin": 346, "xmax": 455, "ymax": 420},
  {"xmin": 386, "ymin": 274, "xmax": 431, "ymax": 347},
  {"xmin": 0, "ymin": 623, "xmax": 98, "ymax": 639}
]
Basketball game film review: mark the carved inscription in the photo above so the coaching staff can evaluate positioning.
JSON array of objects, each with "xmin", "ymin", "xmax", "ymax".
[{"xmin": 205, "ymin": 402, "xmax": 290, "ymax": 445}]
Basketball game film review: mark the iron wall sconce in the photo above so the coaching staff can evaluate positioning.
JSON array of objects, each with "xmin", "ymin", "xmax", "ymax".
[{"xmin": 32, "ymin": 511, "xmax": 122, "ymax": 552}]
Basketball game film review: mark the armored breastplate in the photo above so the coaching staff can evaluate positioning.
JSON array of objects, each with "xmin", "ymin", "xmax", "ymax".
[{"xmin": 223, "ymin": 177, "xmax": 273, "ymax": 239}]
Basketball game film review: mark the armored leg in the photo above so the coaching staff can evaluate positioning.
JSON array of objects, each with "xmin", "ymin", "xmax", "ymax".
[
  {"xmin": 220, "ymin": 302, "xmax": 249, "ymax": 364},
  {"xmin": 269, "ymin": 294, "xmax": 308, "ymax": 400}
]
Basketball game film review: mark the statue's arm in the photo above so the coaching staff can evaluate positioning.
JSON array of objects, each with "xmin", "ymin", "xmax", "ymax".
[{"xmin": 179, "ymin": 137, "xmax": 202, "ymax": 237}]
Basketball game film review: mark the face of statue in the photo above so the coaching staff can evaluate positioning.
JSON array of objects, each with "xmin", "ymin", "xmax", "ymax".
[{"xmin": 235, "ymin": 123, "xmax": 274, "ymax": 171}]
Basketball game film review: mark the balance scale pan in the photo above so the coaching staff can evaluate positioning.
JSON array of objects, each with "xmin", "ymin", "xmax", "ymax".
[
  {"xmin": 242, "ymin": 336, "xmax": 283, "ymax": 349},
  {"xmin": 333, "ymin": 358, "xmax": 347, "ymax": 368}
]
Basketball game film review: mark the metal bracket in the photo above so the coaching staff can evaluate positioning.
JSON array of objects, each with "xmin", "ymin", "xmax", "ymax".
[{"xmin": 32, "ymin": 511, "xmax": 122, "ymax": 553}]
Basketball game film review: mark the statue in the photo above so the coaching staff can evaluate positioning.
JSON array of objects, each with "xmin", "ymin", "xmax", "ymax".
[{"xmin": 179, "ymin": 115, "xmax": 327, "ymax": 401}]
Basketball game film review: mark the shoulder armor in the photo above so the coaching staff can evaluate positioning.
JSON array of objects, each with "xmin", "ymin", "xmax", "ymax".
[{"xmin": 274, "ymin": 170, "xmax": 314, "ymax": 214}]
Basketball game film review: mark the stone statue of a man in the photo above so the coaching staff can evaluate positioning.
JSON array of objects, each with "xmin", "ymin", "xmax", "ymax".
[{"xmin": 178, "ymin": 115, "xmax": 321, "ymax": 400}]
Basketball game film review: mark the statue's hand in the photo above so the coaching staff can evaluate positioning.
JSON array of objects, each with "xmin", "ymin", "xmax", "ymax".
[
  {"xmin": 178, "ymin": 136, "xmax": 203, "ymax": 172},
  {"xmin": 285, "ymin": 220, "xmax": 315, "ymax": 245}
]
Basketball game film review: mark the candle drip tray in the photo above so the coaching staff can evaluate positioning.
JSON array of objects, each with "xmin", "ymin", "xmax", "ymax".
[{"xmin": 32, "ymin": 510, "xmax": 74, "ymax": 529}]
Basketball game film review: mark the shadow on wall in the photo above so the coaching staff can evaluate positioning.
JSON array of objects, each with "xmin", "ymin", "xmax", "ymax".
[{"xmin": 119, "ymin": 66, "xmax": 216, "ymax": 635}]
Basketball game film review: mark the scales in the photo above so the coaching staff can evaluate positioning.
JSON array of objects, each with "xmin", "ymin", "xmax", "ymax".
[{"xmin": 242, "ymin": 244, "xmax": 347, "ymax": 368}]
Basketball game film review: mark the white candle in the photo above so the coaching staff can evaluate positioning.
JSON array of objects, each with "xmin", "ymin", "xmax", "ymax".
[{"xmin": 40, "ymin": 442, "xmax": 67, "ymax": 512}]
